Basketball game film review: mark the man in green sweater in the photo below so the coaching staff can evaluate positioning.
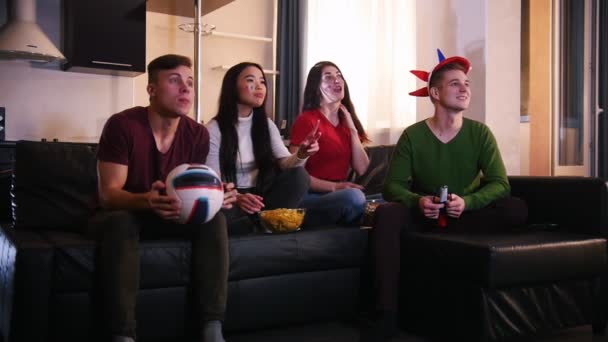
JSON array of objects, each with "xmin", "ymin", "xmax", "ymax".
[
  {"xmin": 361, "ymin": 50, "xmax": 527, "ymax": 342},
  {"xmin": 385, "ymin": 57, "xmax": 510, "ymax": 215}
]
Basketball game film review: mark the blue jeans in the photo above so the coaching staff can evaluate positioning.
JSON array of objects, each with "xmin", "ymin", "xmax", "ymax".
[{"xmin": 300, "ymin": 188, "xmax": 366, "ymax": 227}]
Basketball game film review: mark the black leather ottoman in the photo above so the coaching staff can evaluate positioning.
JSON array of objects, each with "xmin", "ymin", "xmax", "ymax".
[{"xmin": 399, "ymin": 231, "xmax": 607, "ymax": 341}]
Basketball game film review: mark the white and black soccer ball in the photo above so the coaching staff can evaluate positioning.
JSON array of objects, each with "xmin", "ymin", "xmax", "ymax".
[{"xmin": 166, "ymin": 164, "xmax": 224, "ymax": 224}]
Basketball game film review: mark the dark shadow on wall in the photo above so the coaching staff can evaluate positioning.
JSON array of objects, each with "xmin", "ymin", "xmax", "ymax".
[
  {"xmin": 598, "ymin": 0, "xmax": 608, "ymax": 179},
  {"xmin": 1, "ymin": 0, "xmax": 7, "ymax": 24}
]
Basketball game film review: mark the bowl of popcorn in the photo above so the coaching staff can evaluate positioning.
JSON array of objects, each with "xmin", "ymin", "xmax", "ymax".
[{"xmin": 258, "ymin": 208, "xmax": 306, "ymax": 233}]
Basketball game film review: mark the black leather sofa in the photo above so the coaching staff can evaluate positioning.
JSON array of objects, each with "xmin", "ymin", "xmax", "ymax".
[
  {"xmin": 0, "ymin": 141, "xmax": 607, "ymax": 342},
  {"xmin": 0, "ymin": 141, "xmax": 368, "ymax": 342}
]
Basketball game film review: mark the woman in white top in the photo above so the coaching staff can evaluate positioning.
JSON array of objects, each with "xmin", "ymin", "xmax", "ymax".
[{"xmin": 206, "ymin": 62, "xmax": 320, "ymax": 232}]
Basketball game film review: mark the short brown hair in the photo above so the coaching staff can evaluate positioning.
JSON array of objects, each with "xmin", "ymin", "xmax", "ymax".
[
  {"xmin": 147, "ymin": 54, "xmax": 192, "ymax": 84},
  {"xmin": 428, "ymin": 62, "xmax": 468, "ymax": 89}
]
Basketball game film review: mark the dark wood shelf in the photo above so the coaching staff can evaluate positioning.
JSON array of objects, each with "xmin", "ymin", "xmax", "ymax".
[{"xmin": 146, "ymin": 0, "xmax": 234, "ymax": 18}]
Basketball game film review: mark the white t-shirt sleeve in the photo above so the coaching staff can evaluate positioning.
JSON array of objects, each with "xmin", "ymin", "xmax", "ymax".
[
  {"xmin": 204, "ymin": 119, "xmax": 222, "ymax": 179},
  {"xmin": 268, "ymin": 118, "xmax": 291, "ymax": 159}
]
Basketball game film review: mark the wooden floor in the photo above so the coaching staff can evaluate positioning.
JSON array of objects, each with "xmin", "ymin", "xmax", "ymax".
[{"xmin": 226, "ymin": 321, "xmax": 608, "ymax": 342}]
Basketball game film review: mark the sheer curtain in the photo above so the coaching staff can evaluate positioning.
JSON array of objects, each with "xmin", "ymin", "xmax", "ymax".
[{"xmin": 303, "ymin": 0, "xmax": 417, "ymax": 145}]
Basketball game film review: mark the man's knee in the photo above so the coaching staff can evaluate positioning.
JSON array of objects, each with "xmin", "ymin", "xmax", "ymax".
[
  {"xmin": 89, "ymin": 210, "xmax": 140, "ymax": 241},
  {"xmin": 373, "ymin": 202, "xmax": 410, "ymax": 232},
  {"xmin": 197, "ymin": 211, "xmax": 228, "ymax": 241},
  {"xmin": 208, "ymin": 210, "xmax": 227, "ymax": 228},
  {"xmin": 374, "ymin": 202, "xmax": 408, "ymax": 221}
]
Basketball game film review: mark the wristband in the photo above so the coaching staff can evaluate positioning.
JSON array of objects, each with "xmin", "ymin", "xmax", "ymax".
[{"xmin": 296, "ymin": 148, "xmax": 308, "ymax": 160}]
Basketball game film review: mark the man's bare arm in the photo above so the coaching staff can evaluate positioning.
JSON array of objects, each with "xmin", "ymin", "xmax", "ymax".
[{"xmin": 97, "ymin": 161, "xmax": 150, "ymax": 210}]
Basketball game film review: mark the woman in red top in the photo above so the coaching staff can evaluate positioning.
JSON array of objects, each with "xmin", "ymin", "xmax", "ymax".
[{"xmin": 289, "ymin": 61, "xmax": 370, "ymax": 226}]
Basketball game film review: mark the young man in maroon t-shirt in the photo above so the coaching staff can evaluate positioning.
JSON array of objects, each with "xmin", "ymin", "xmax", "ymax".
[{"xmin": 89, "ymin": 54, "xmax": 236, "ymax": 342}]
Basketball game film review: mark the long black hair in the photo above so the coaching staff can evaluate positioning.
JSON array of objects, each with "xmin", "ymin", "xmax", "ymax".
[
  {"xmin": 302, "ymin": 61, "xmax": 369, "ymax": 142},
  {"xmin": 214, "ymin": 62, "xmax": 276, "ymax": 192}
]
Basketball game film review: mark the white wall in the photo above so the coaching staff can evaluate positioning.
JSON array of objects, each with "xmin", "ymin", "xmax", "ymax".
[
  {"xmin": 0, "ymin": 62, "xmax": 134, "ymax": 142},
  {"xmin": 0, "ymin": 0, "xmax": 521, "ymax": 175},
  {"xmin": 485, "ymin": 0, "xmax": 521, "ymax": 175},
  {"xmin": 0, "ymin": 0, "xmax": 274, "ymax": 142},
  {"xmin": 415, "ymin": 0, "xmax": 521, "ymax": 175}
]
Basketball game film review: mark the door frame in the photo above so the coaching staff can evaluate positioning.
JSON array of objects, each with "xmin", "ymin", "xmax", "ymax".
[{"xmin": 551, "ymin": 0, "xmax": 598, "ymax": 176}]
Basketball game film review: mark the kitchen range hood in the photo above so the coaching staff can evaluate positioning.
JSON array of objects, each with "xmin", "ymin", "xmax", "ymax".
[{"xmin": 0, "ymin": 0, "xmax": 65, "ymax": 62}]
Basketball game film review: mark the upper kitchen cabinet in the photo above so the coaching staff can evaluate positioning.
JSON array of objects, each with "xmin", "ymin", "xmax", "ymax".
[
  {"xmin": 62, "ymin": 0, "xmax": 146, "ymax": 77},
  {"xmin": 147, "ymin": 0, "xmax": 234, "ymax": 17}
]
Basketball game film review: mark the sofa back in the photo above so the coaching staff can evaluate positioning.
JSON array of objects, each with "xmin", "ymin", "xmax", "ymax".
[
  {"xmin": 509, "ymin": 176, "xmax": 608, "ymax": 235},
  {"xmin": 7, "ymin": 141, "xmax": 608, "ymax": 237},
  {"xmin": 348, "ymin": 144, "xmax": 395, "ymax": 195},
  {"xmin": 12, "ymin": 141, "xmax": 98, "ymax": 233},
  {"xmin": 8, "ymin": 141, "xmax": 395, "ymax": 233}
]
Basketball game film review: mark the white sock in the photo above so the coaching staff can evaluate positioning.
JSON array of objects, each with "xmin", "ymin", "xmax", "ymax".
[{"xmin": 203, "ymin": 320, "xmax": 225, "ymax": 342}]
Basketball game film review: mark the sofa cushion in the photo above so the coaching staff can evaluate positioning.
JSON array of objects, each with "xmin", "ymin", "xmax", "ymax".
[
  {"xmin": 228, "ymin": 226, "xmax": 368, "ymax": 281},
  {"xmin": 402, "ymin": 231, "xmax": 607, "ymax": 289},
  {"xmin": 13, "ymin": 141, "xmax": 98, "ymax": 233},
  {"xmin": 48, "ymin": 226, "xmax": 368, "ymax": 292},
  {"xmin": 48, "ymin": 231, "xmax": 191, "ymax": 293}
]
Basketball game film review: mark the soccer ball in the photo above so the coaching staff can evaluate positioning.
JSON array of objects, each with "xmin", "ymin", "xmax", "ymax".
[{"xmin": 165, "ymin": 164, "xmax": 224, "ymax": 224}]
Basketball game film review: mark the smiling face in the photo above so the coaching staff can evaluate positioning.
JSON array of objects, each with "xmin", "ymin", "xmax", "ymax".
[
  {"xmin": 319, "ymin": 65, "xmax": 345, "ymax": 104},
  {"xmin": 430, "ymin": 69, "xmax": 471, "ymax": 112},
  {"xmin": 147, "ymin": 65, "xmax": 193, "ymax": 117},
  {"xmin": 236, "ymin": 66, "xmax": 267, "ymax": 109}
]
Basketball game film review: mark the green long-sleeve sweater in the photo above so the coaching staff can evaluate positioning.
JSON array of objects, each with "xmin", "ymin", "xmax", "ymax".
[{"xmin": 383, "ymin": 118, "xmax": 510, "ymax": 210}]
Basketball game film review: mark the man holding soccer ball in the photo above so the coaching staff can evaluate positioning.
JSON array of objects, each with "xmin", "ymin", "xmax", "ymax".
[{"xmin": 89, "ymin": 54, "xmax": 237, "ymax": 342}]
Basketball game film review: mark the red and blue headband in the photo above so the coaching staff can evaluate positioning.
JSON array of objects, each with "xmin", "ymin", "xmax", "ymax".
[{"xmin": 409, "ymin": 49, "xmax": 472, "ymax": 97}]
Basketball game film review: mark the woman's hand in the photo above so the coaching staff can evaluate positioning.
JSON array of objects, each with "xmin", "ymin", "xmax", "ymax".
[
  {"xmin": 418, "ymin": 196, "xmax": 444, "ymax": 219},
  {"xmin": 297, "ymin": 120, "xmax": 322, "ymax": 158},
  {"xmin": 339, "ymin": 104, "xmax": 357, "ymax": 131},
  {"xmin": 334, "ymin": 181, "xmax": 364, "ymax": 191},
  {"xmin": 236, "ymin": 193, "xmax": 265, "ymax": 214},
  {"xmin": 148, "ymin": 180, "xmax": 181, "ymax": 221},
  {"xmin": 222, "ymin": 182, "xmax": 237, "ymax": 209}
]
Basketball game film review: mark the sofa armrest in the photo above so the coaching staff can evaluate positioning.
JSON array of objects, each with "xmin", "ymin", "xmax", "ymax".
[
  {"xmin": 0, "ymin": 224, "xmax": 54, "ymax": 342},
  {"xmin": 509, "ymin": 176, "xmax": 608, "ymax": 236}
]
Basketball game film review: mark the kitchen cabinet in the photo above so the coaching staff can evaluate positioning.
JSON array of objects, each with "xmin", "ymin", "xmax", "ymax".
[
  {"xmin": 147, "ymin": 0, "xmax": 233, "ymax": 17},
  {"xmin": 62, "ymin": 0, "xmax": 146, "ymax": 77}
]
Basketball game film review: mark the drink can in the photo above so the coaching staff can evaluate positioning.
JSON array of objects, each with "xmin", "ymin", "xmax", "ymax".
[{"xmin": 439, "ymin": 185, "xmax": 448, "ymax": 203}]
